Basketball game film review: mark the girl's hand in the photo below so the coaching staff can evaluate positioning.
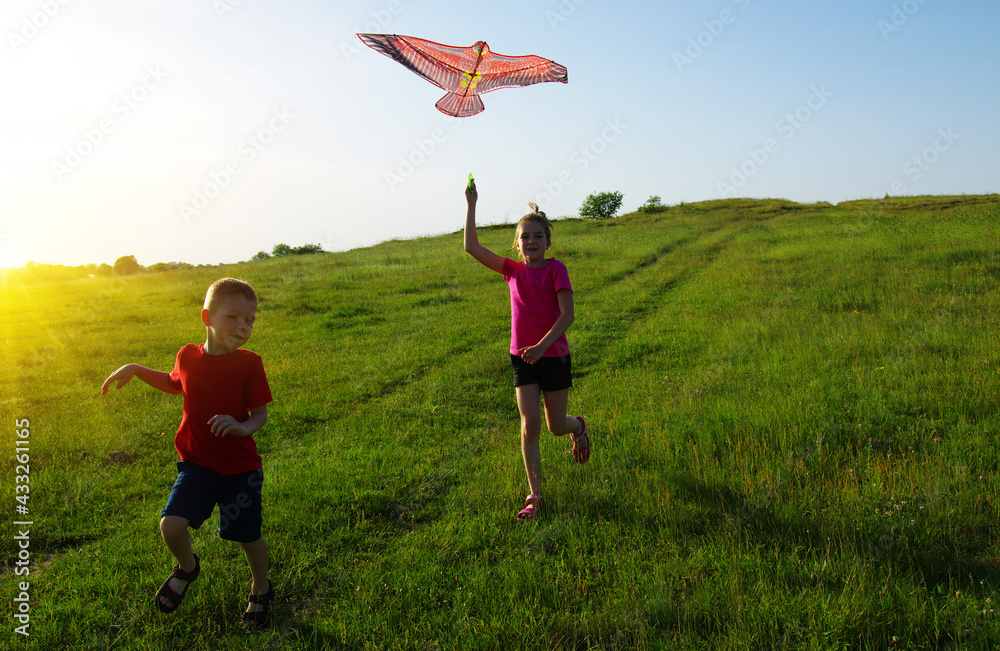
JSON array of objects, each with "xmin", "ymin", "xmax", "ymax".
[
  {"xmin": 208, "ymin": 414, "xmax": 247, "ymax": 437},
  {"xmin": 101, "ymin": 364, "xmax": 137, "ymax": 394},
  {"xmin": 465, "ymin": 179, "xmax": 477, "ymax": 204},
  {"xmin": 517, "ymin": 344, "xmax": 548, "ymax": 365}
]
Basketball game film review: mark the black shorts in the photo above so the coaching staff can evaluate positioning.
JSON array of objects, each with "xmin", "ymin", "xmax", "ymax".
[
  {"xmin": 511, "ymin": 353, "xmax": 573, "ymax": 392},
  {"xmin": 161, "ymin": 461, "xmax": 264, "ymax": 543}
]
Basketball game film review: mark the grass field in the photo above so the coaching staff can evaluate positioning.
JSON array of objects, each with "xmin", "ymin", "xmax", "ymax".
[{"xmin": 2, "ymin": 195, "xmax": 1000, "ymax": 649}]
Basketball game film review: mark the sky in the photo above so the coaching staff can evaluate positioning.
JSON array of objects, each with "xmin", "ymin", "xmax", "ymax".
[{"xmin": 0, "ymin": 0, "xmax": 997, "ymax": 268}]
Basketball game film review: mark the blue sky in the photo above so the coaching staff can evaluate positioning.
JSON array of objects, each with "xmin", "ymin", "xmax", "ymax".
[{"xmin": 1, "ymin": 0, "xmax": 996, "ymax": 267}]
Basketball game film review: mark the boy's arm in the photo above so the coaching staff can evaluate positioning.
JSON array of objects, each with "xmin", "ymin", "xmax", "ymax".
[
  {"xmin": 208, "ymin": 404, "xmax": 268, "ymax": 438},
  {"xmin": 101, "ymin": 364, "xmax": 181, "ymax": 395},
  {"xmin": 463, "ymin": 181, "xmax": 506, "ymax": 273}
]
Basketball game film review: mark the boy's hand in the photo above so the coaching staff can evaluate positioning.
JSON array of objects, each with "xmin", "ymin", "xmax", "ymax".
[
  {"xmin": 101, "ymin": 364, "xmax": 137, "ymax": 394},
  {"xmin": 465, "ymin": 179, "xmax": 477, "ymax": 204},
  {"xmin": 208, "ymin": 414, "xmax": 248, "ymax": 437}
]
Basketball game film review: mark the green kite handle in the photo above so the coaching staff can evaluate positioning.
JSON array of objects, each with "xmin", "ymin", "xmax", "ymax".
[{"xmin": 468, "ymin": 173, "xmax": 474, "ymax": 191}]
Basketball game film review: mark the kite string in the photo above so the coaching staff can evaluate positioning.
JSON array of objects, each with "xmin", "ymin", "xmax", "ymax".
[
  {"xmin": 470, "ymin": 116, "xmax": 479, "ymax": 179},
  {"xmin": 469, "ymin": 44, "xmax": 483, "ymax": 170},
  {"xmin": 460, "ymin": 112, "xmax": 479, "ymax": 190}
]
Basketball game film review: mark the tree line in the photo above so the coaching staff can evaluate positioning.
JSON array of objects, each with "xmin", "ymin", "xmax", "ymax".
[{"xmin": 9, "ymin": 243, "xmax": 325, "ymax": 283}]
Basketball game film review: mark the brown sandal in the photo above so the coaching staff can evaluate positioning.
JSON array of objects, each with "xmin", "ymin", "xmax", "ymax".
[
  {"xmin": 240, "ymin": 580, "xmax": 275, "ymax": 630},
  {"xmin": 156, "ymin": 554, "xmax": 200, "ymax": 613}
]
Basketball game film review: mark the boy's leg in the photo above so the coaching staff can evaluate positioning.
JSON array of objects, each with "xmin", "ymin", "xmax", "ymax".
[
  {"xmin": 159, "ymin": 516, "xmax": 196, "ymax": 609},
  {"xmin": 238, "ymin": 537, "xmax": 269, "ymax": 613},
  {"xmin": 516, "ymin": 384, "xmax": 544, "ymax": 498}
]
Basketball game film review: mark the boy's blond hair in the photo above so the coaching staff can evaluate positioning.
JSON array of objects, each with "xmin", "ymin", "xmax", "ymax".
[
  {"xmin": 204, "ymin": 278, "xmax": 258, "ymax": 313},
  {"xmin": 509, "ymin": 202, "xmax": 554, "ymax": 261}
]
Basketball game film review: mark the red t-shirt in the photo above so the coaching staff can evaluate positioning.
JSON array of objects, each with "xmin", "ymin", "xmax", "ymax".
[
  {"xmin": 501, "ymin": 258, "xmax": 573, "ymax": 358},
  {"xmin": 168, "ymin": 343, "xmax": 273, "ymax": 475}
]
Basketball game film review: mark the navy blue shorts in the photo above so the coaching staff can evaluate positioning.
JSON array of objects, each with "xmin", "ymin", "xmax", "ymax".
[
  {"xmin": 511, "ymin": 353, "xmax": 573, "ymax": 392},
  {"xmin": 161, "ymin": 461, "xmax": 264, "ymax": 543}
]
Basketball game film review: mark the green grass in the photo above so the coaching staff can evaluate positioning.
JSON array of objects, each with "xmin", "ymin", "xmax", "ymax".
[{"xmin": 2, "ymin": 194, "xmax": 1000, "ymax": 649}]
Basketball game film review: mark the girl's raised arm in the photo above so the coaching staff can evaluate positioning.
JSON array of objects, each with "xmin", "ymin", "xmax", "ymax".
[{"xmin": 463, "ymin": 181, "xmax": 505, "ymax": 273}]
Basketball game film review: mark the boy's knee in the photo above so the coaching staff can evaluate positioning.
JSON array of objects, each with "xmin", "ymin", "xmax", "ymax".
[
  {"xmin": 160, "ymin": 515, "xmax": 190, "ymax": 536},
  {"xmin": 237, "ymin": 536, "xmax": 266, "ymax": 550}
]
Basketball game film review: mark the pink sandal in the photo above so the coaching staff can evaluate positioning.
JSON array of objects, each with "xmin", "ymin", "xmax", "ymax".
[
  {"xmin": 571, "ymin": 416, "xmax": 590, "ymax": 464},
  {"xmin": 517, "ymin": 494, "xmax": 542, "ymax": 521}
]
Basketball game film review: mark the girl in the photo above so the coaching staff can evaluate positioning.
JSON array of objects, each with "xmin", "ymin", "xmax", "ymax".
[{"xmin": 464, "ymin": 179, "xmax": 591, "ymax": 521}]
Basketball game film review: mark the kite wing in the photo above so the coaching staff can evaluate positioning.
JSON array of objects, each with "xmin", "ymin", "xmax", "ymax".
[{"xmin": 357, "ymin": 34, "xmax": 568, "ymax": 117}]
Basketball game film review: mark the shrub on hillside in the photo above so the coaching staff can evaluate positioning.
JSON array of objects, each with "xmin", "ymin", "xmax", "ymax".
[
  {"xmin": 580, "ymin": 191, "xmax": 623, "ymax": 220},
  {"xmin": 292, "ymin": 243, "xmax": 323, "ymax": 255},
  {"xmin": 639, "ymin": 195, "xmax": 668, "ymax": 213},
  {"xmin": 272, "ymin": 243, "xmax": 323, "ymax": 257}
]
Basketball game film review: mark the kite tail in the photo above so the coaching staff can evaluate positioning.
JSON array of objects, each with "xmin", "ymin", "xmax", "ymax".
[{"xmin": 436, "ymin": 92, "xmax": 485, "ymax": 118}]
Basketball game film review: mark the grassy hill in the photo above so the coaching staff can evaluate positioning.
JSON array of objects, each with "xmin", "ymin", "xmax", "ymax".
[{"xmin": 2, "ymin": 195, "xmax": 999, "ymax": 649}]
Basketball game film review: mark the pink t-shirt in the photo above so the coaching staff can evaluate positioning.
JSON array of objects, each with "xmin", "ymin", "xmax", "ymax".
[{"xmin": 502, "ymin": 257, "xmax": 573, "ymax": 358}]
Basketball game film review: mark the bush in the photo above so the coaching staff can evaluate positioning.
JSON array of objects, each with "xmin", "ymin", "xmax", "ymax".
[
  {"xmin": 148, "ymin": 262, "xmax": 194, "ymax": 273},
  {"xmin": 639, "ymin": 195, "xmax": 668, "ymax": 213},
  {"xmin": 113, "ymin": 255, "xmax": 142, "ymax": 276},
  {"xmin": 291, "ymin": 243, "xmax": 323, "ymax": 255},
  {"xmin": 272, "ymin": 243, "xmax": 323, "ymax": 258},
  {"xmin": 580, "ymin": 191, "xmax": 623, "ymax": 220}
]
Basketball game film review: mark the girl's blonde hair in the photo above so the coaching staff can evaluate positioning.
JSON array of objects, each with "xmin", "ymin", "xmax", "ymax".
[{"xmin": 509, "ymin": 202, "xmax": 553, "ymax": 261}]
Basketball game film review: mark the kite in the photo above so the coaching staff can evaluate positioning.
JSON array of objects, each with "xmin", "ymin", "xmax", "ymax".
[{"xmin": 356, "ymin": 34, "xmax": 568, "ymax": 117}]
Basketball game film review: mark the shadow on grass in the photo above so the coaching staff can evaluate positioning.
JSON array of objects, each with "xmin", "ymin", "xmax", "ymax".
[{"xmin": 669, "ymin": 475, "xmax": 1000, "ymax": 590}]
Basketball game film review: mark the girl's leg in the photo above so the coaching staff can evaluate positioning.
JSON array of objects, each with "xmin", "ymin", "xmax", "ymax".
[
  {"xmin": 543, "ymin": 388, "xmax": 588, "ymax": 460},
  {"xmin": 238, "ymin": 537, "xmax": 270, "ymax": 613},
  {"xmin": 541, "ymin": 388, "xmax": 582, "ymax": 437},
  {"xmin": 515, "ymin": 384, "xmax": 544, "ymax": 498}
]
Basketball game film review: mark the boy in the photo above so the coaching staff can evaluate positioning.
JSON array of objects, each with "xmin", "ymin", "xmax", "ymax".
[{"xmin": 101, "ymin": 277, "xmax": 275, "ymax": 629}]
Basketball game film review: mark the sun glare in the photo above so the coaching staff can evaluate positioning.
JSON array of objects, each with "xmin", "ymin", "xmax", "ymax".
[
  {"xmin": 0, "ymin": 267, "xmax": 29, "ymax": 311},
  {"xmin": 0, "ymin": 255, "xmax": 28, "ymax": 273},
  {"xmin": 0, "ymin": 235, "xmax": 26, "ymax": 270}
]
